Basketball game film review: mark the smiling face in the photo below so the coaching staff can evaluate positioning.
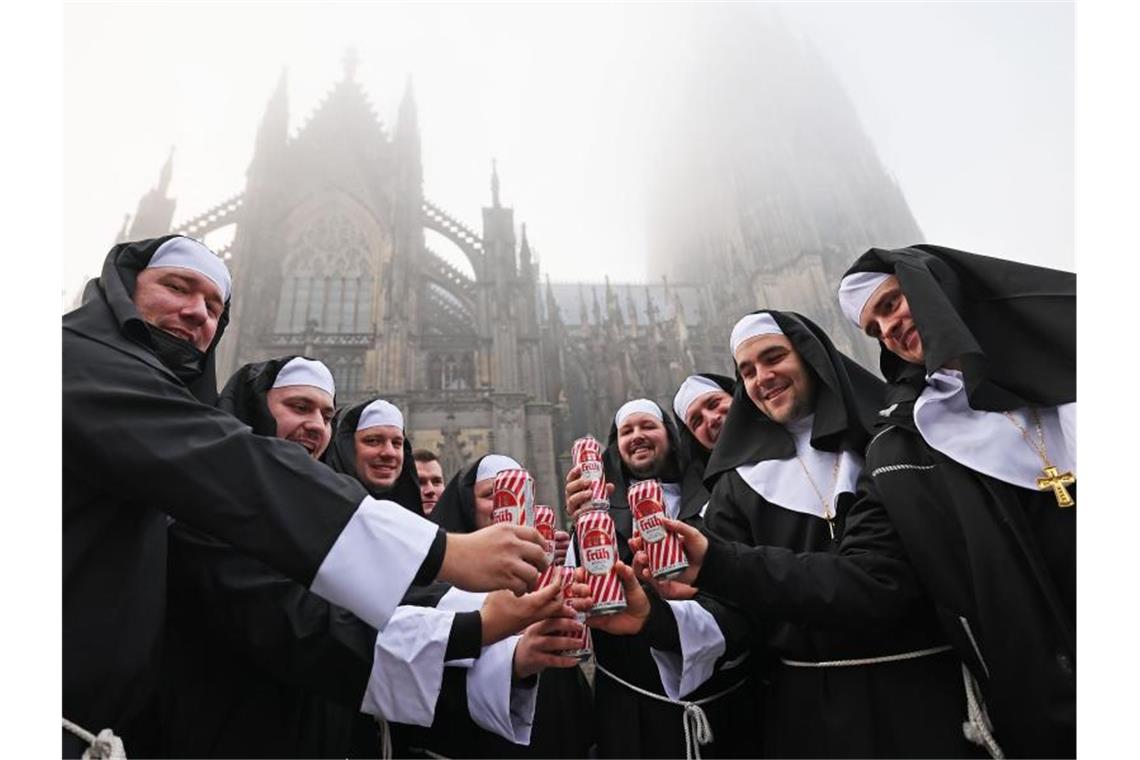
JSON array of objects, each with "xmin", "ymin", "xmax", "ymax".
[
  {"xmin": 473, "ymin": 477, "xmax": 495, "ymax": 529},
  {"xmin": 266, "ymin": 385, "xmax": 334, "ymax": 459},
  {"xmin": 617, "ymin": 412, "xmax": 671, "ymax": 479},
  {"xmin": 685, "ymin": 390, "xmax": 732, "ymax": 450},
  {"xmin": 859, "ymin": 274, "xmax": 925, "ymax": 366},
  {"xmin": 734, "ymin": 334, "xmax": 816, "ymax": 424},
  {"xmin": 353, "ymin": 425, "xmax": 405, "ymax": 492},
  {"xmin": 132, "ymin": 266, "xmax": 224, "ymax": 351}
]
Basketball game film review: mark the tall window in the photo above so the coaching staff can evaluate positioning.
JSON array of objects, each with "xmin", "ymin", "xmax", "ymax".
[{"xmin": 275, "ymin": 212, "xmax": 376, "ymax": 334}]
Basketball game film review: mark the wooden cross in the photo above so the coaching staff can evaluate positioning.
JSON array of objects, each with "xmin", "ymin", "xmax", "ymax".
[{"xmin": 1036, "ymin": 466, "xmax": 1075, "ymax": 508}]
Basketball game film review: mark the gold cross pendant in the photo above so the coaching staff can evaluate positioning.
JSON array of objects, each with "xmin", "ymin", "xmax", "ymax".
[
  {"xmin": 1036, "ymin": 465, "xmax": 1075, "ymax": 508},
  {"xmin": 827, "ymin": 518, "xmax": 836, "ymax": 541}
]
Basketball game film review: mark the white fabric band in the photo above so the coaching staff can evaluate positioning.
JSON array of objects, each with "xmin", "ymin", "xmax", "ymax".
[
  {"xmin": 729, "ymin": 313, "xmax": 783, "ymax": 355},
  {"xmin": 476, "ymin": 455, "xmax": 522, "ymax": 483},
  {"xmin": 272, "ymin": 357, "xmax": 335, "ymax": 397},
  {"xmin": 360, "ymin": 605, "xmax": 454, "ymax": 725},
  {"xmin": 147, "ymin": 236, "xmax": 232, "ymax": 302},
  {"xmin": 734, "ymin": 414, "xmax": 864, "ymax": 519},
  {"xmin": 673, "ymin": 376, "xmax": 724, "ymax": 423},
  {"xmin": 615, "ymin": 399, "xmax": 663, "ymax": 428},
  {"xmin": 837, "ymin": 271, "xmax": 890, "ymax": 327},
  {"xmin": 309, "ymin": 496, "xmax": 439, "ymax": 630},
  {"xmin": 358, "ymin": 399, "xmax": 404, "ymax": 432},
  {"xmin": 913, "ymin": 369, "xmax": 1076, "ymax": 491}
]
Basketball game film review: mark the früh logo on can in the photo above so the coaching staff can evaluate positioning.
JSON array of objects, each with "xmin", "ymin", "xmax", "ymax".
[
  {"xmin": 576, "ymin": 509, "xmax": 626, "ymax": 614},
  {"xmin": 629, "ymin": 479, "xmax": 689, "ymax": 579},
  {"xmin": 491, "ymin": 468, "xmax": 535, "ymax": 528},
  {"xmin": 535, "ymin": 505, "xmax": 557, "ymax": 566},
  {"xmin": 558, "ymin": 566, "xmax": 593, "ymax": 660},
  {"xmin": 572, "ymin": 436, "xmax": 609, "ymax": 508}
]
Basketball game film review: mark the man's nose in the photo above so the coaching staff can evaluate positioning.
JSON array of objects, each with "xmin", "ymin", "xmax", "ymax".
[{"xmin": 180, "ymin": 295, "xmax": 209, "ymax": 325}]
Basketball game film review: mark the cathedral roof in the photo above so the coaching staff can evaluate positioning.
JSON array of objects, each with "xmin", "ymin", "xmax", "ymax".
[{"xmin": 542, "ymin": 281, "xmax": 705, "ymax": 327}]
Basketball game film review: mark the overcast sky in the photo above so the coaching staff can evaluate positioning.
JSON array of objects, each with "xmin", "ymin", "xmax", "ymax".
[{"xmin": 63, "ymin": 2, "xmax": 1073, "ymax": 304}]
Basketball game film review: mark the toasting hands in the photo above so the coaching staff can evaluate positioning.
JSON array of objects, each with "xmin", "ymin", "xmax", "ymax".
[{"xmin": 438, "ymin": 523, "xmax": 549, "ymax": 595}]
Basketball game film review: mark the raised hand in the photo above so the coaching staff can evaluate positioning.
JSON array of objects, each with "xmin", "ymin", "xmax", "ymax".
[
  {"xmin": 564, "ymin": 464, "xmax": 616, "ymax": 522},
  {"xmin": 480, "ymin": 583, "xmax": 563, "ymax": 645},
  {"xmin": 438, "ymin": 523, "xmax": 548, "ymax": 595},
  {"xmin": 578, "ymin": 562, "xmax": 651, "ymax": 636},
  {"xmin": 512, "ymin": 613, "xmax": 586, "ymax": 679}
]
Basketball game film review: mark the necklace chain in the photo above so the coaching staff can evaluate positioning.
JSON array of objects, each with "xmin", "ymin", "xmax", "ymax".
[
  {"xmin": 796, "ymin": 452, "xmax": 841, "ymax": 525},
  {"xmin": 1001, "ymin": 408, "xmax": 1053, "ymax": 469}
]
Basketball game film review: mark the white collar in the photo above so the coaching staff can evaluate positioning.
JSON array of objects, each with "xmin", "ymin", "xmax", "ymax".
[
  {"xmin": 734, "ymin": 415, "xmax": 863, "ymax": 519},
  {"xmin": 914, "ymin": 369, "xmax": 1076, "ymax": 490}
]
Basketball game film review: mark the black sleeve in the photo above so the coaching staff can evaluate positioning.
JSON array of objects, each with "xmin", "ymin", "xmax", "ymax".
[
  {"xmin": 63, "ymin": 336, "xmax": 435, "ymax": 591},
  {"xmin": 445, "ymin": 611, "xmax": 484, "ymax": 661},
  {"xmin": 703, "ymin": 473, "xmax": 758, "ymax": 544},
  {"xmin": 167, "ymin": 524, "xmax": 377, "ymax": 708},
  {"xmin": 696, "ymin": 468, "xmax": 920, "ymax": 630},
  {"xmin": 414, "ymin": 530, "xmax": 447, "ymax": 585}
]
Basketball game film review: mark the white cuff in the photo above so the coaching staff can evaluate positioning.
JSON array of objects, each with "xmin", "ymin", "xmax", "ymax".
[
  {"xmin": 310, "ymin": 497, "xmax": 439, "ymax": 630},
  {"xmin": 650, "ymin": 599, "xmax": 726, "ymax": 700},
  {"xmin": 360, "ymin": 605, "xmax": 454, "ymax": 725},
  {"xmin": 436, "ymin": 587, "xmax": 488, "ymax": 613},
  {"xmin": 467, "ymin": 635, "xmax": 538, "ymax": 744}
]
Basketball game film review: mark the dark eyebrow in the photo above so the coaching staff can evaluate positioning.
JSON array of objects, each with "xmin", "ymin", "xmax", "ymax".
[{"xmin": 758, "ymin": 346, "xmax": 788, "ymax": 362}]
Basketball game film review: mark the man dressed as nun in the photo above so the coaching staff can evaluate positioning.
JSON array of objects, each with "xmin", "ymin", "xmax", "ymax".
[
  {"xmin": 655, "ymin": 246, "xmax": 1076, "ymax": 758},
  {"xmin": 671, "ymin": 373, "xmax": 735, "ymax": 498},
  {"xmin": 162, "ymin": 359, "xmax": 572, "ymax": 757},
  {"xmin": 324, "ymin": 397, "xmax": 425, "ymax": 514},
  {"xmin": 569, "ymin": 398, "xmax": 757, "ymax": 759},
  {"xmin": 62, "ymin": 236, "xmax": 548, "ymax": 756},
  {"xmin": 636, "ymin": 311, "xmax": 970, "ymax": 757}
]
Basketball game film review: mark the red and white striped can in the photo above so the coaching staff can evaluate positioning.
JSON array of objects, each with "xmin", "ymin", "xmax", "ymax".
[
  {"xmin": 576, "ymin": 509, "xmax": 626, "ymax": 614},
  {"xmin": 491, "ymin": 468, "xmax": 535, "ymax": 528},
  {"xmin": 572, "ymin": 435, "xmax": 609, "ymax": 509},
  {"xmin": 557, "ymin": 566, "xmax": 592, "ymax": 660},
  {"xmin": 535, "ymin": 505, "xmax": 557, "ymax": 566},
  {"xmin": 629, "ymin": 479, "xmax": 689, "ymax": 579}
]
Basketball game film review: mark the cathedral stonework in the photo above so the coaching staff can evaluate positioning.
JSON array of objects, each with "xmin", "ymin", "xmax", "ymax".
[{"xmin": 119, "ymin": 45, "xmax": 922, "ymax": 524}]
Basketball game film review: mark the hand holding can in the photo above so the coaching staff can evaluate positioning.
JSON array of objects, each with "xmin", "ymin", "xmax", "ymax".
[{"xmin": 629, "ymin": 479, "xmax": 689, "ymax": 579}]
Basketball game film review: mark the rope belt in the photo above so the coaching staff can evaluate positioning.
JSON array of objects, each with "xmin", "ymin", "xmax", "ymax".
[
  {"xmin": 961, "ymin": 664, "xmax": 1005, "ymax": 759},
  {"xmin": 780, "ymin": 644, "xmax": 953, "ymax": 668},
  {"xmin": 377, "ymin": 717, "xmax": 393, "ymax": 760},
  {"xmin": 62, "ymin": 718, "xmax": 127, "ymax": 760},
  {"xmin": 595, "ymin": 663, "xmax": 749, "ymax": 760}
]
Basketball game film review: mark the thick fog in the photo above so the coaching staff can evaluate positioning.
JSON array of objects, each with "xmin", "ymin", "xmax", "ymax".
[{"xmin": 63, "ymin": 2, "xmax": 1072, "ymax": 304}]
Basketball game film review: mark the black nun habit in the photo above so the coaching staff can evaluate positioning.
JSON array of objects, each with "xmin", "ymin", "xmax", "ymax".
[{"xmin": 62, "ymin": 237, "xmax": 444, "ymax": 756}]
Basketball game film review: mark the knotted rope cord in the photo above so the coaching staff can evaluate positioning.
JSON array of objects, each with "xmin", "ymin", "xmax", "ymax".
[
  {"xmin": 62, "ymin": 718, "xmax": 126, "ymax": 759},
  {"xmin": 377, "ymin": 717, "xmax": 393, "ymax": 760},
  {"xmin": 779, "ymin": 643, "xmax": 953, "ymax": 668},
  {"xmin": 961, "ymin": 664, "xmax": 1005, "ymax": 759},
  {"xmin": 595, "ymin": 662, "xmax": 747, "ymax": 760}
]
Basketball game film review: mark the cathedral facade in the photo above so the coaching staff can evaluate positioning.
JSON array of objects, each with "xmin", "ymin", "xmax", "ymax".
[{"xmin": 118, "ymin": 39, "xmax": 922, "ymax": 521}]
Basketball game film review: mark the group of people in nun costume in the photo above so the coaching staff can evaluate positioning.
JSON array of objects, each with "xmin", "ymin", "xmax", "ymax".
[{"xmin": 62, "ymin": 232, "xmax": 1074, "ymax": 759}]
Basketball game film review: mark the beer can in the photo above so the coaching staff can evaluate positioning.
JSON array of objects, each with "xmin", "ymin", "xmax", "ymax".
[
  {"xmin": 576, "ymin": 509, "xmax": 627, "ymax": 614},
  {"xmin": 558, "ymin": 566, "xmax": 593, "ymax": 660},
  {"xmin": 535, "ymin": 505, "xmax": 558, "ymax": 566},
  {"xmin": 629, "ymin": 479, "xmax": 689, "ymax": 579},
  {"xmin": 571, "ymin": 435, "xmax": 609, "ymax": 509},
  {"xmin": 491, "ymin": 468, "xmax": 535, "ymax": 528}
]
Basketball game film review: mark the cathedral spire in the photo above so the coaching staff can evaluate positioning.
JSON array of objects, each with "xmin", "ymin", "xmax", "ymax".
[
  {"xmin": 518, "ymin": 223, "xmax": 534, "ymax": 278},
  {"xmin": 395, "ymin": 74, "xmax": 423, "ymax": 190},
  {"xmin": 342, "ymin": 47, "xmax": 359, "ymax": 81},
  {"xmin": 157, "ymin": 146, "xmax": 174, "ymax": 194},
  {"xmin": 491, "ymin": 159, "xmax": 501, "ymax": 208}
]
